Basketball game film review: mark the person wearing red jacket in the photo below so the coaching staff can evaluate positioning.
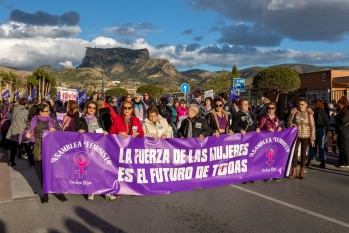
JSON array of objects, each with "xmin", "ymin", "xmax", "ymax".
[
  {"xmin": 104, "ymin": 96, "xmax": 119, "ymax": 120},
  {"xmin": 258, "ymin": 102, "xmax": 283, "ymax": 132},
  {"xmin": 109, "ymin": 100, "xmax": 144, "ymax": 138}
]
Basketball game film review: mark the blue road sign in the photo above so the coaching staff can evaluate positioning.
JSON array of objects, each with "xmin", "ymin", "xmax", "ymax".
[
  {"xmin": 233, "ymin": 78, "xmax": 245, "ymax": 92},
  {"xmin": 180, "ymin": 83, "xmax": 190, "ymax": 94}
]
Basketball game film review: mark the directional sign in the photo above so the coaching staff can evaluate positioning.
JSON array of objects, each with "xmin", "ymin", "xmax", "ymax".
[
  {"xmin": 180, "ymin": 83, "xmax": 190, "ymax": 94},
  {"xmin": 233, "ymin": 78, "xmax": 245, "ymax": 92}
]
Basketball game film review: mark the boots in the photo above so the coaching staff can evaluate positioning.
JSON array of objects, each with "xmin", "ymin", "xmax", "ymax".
[
  {"xmin": 299, "ymin": 167, "xmax": 305, "ymax": 180},
  {"xmin": 289, "ymin": 167, "xmax": 297, "ymax": 179},
  {"xmin": 319, "ymin": 161, "xmax": 326, "ymax": 169}
]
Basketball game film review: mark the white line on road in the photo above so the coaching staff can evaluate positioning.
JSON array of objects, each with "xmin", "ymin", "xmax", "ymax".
[{"xmin": 231, "ymin": 185, "xmax": 349, "ymax": 229}]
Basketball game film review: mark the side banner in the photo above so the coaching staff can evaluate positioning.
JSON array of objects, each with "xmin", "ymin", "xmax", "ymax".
[{"xmin": 42, "ymin": 128, "xmax": 297, "ymax": 195}]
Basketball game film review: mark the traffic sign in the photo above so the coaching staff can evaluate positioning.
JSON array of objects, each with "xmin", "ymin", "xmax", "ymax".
[
  {"xmin": 180, "ymin": 83, "xmax": 190, "ymax": 94},
  {"xmin": 233, "ymin": 78, "xmax": 245, "ymax": 92}
]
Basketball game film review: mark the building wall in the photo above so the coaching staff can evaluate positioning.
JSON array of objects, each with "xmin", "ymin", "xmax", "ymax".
[{"xmin": 299, "ymin": 70, "xmax": 349, "ymax": 102}]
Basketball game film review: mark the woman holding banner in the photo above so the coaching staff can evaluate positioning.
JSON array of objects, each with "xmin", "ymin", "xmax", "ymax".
[
  {"xmin": 20, "ymin": 103, "xmax": 65, "ymax": 203},
  {"xmin": 77, "ymin": 101, "xmax": 116, "ymax": 201},
  {"xmin": 109, "ymin": 100, "xmax": 144, "ymax": 138},
  {"xmin": 206, "ymin": 98, "xmax": 231, "ymax": 136},
  {"xmin": 288, "ymin": 97, "xmax": 315, "ymax": 179},
  {"xmin": 177, "ymin": 104, "xmax": 212, "ymax": 139},
  {"xmin": 258, "ymin": 102, "xmax": 283, "ymax": 132},
  {"xmin": 230, "ymin": 98, "xmax": 260, "ymax": 135},
  {"xmin": 143, "ymin": 107, "xmax": 173, "ymax": 139}
]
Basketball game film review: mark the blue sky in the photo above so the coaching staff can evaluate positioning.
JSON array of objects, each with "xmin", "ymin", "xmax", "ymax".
[{"xmin": 0, "ymin": 0, "xmax": 349, "ymax": 71}]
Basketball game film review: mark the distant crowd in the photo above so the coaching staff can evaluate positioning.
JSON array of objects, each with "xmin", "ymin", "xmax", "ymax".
[{"xmin": 1, "ymin": 89, "xmax": 348, "ymax": 203}]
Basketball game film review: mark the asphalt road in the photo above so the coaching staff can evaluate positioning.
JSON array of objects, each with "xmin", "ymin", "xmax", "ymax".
[{"xmin": 0, "ymin": 162, "xmax": 348, "ymax": 233}]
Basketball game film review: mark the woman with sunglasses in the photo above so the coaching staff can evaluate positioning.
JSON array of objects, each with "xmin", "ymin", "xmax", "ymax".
[
  {"xmin": 78, "ymin": 101, "xmax": 115, "ymax": 201},
  {"xmin": 20, "ymin": 103, "xmax": 64, "ymax": 203},
  {"xmin": 258, "ymin": 102, "xmax": 282, "ymax": 132},
  {"xmin": 206, "ymin": 98, "xmax": 231, "ymax": 136},
  {"xmin": 288, "ymin": 97, "xmax": 315, "ymax": 179},
  {"xmin": 109, "ymin": 101, "xmax": 144, "ymax": 138},
  {"xmin": 230, "ymin": 98, "xmax": 260, "ymax": 135},
  {"xmin": 143, "ymin": 92, "xmax": 156, "ymax": 109}
]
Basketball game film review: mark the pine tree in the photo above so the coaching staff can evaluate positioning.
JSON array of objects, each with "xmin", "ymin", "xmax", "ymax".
[{"xmin": 231, "ymin": 64, "xmax": 240, "ymax": 86}]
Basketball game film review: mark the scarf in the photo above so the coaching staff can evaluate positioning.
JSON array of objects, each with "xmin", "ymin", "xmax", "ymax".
[
  {"xmin": 19, "ymin": 115, "xmax": 55, "ymax": 144},
  {"xmin": 85, "ymin": 114, "xmax": 96, "ymax": 124}
]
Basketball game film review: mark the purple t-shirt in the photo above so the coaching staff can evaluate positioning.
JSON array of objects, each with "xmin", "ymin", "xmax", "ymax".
[{"xmin": 217, "ymin": 114, "xmax": 228, "ymax": 130}]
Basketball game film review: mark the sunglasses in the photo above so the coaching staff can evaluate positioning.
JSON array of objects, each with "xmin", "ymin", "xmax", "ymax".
[
  {"xmin": 215, "ymin": 104, "xmax": 223, "ymax": 108},
  {"xmin": 144, "ymin": 95, "xmax": 148, "ymax": 97},
  {"xmin": 87, "ymin": 106, "xmax": 96, "ymax": 110},
  {"xmin": 41, "ymin": 110, "xmax": 50, "ymax": 113},
  {"xmin": 123, "ymin": 106, "xmax": 132, "ymax": 110},
  {"xmin": 267, "ymin": 107, "xmax": 275, "ymax": 110}
]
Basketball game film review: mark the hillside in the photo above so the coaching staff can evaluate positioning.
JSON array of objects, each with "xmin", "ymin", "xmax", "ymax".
[{"xmin": 1, "ymin": 47, "xmax": 349, "ymax": 93}]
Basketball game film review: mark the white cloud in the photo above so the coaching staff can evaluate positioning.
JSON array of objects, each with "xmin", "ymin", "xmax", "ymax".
[
  {"xmin": 0, "ymin": 34, "xmax": 348, "ymax": 71},
  {"xmin": 59, "ymin": 60, "xmax": 74, "ymax": 68},
  {"xmin": 0, "ymin": 21, "xmax": 81, "ymax": 38}
]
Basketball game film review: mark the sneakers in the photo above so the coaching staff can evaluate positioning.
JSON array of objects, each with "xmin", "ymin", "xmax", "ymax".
[
  {"xmin": 87, "ymin": 194, "xmax": 94, "ymax": 200},
  {"xmin": 105, "ymin": 193, "xmax": 117, "ymax": 200}
]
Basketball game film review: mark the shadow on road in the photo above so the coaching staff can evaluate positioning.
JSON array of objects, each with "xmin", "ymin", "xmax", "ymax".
[
  {"xmin": 0, "ymin": 219, "xmax": 7, "ymax": 233},
  {"xmin": 73, "ymin": 207, "xmax": 125, "ymax": 233},
  {"xmin": 308, "ymin": 165, "xmax": 349, "ymax": 176}
]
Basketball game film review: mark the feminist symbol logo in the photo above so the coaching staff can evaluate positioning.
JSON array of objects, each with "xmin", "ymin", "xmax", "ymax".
[
  {"xmin": 74, "ymin": 152, "xmax": 90, "ymax": 178},
  {"xmin": 266, "ymin": 146, "xmax": 277, "ymax": 166}
]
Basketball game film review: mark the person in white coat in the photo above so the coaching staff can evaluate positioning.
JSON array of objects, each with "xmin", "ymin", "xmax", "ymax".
[{"xmin": 143, "ymin": 107, "xmax": 173, "ymax": 139}]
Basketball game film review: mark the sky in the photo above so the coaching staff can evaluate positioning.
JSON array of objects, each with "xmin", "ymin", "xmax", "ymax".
[{"xmin": 1, "ymin": 0, "xmax": 349, "ymax": 72}]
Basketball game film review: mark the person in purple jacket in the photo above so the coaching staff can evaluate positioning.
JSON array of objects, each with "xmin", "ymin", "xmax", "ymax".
[{"xmin": 258, "ymin": 102, "xmax": 283, "ymax": 132}]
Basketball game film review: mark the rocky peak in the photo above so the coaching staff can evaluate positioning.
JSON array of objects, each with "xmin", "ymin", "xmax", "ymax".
[{"xmin": 78, "ymin": 47, "xmax": 150, "ymax": 70}]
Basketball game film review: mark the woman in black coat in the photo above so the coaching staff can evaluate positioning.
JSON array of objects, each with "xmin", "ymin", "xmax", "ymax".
[{"xmin": 335, "ymin": 96, "xmax": 349, "ymax": 168}]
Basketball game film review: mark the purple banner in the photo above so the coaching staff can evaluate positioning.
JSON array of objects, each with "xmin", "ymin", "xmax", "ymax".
[{"xmin": 42, "ymin": 128, "xmax": 297, "ymax": 195}]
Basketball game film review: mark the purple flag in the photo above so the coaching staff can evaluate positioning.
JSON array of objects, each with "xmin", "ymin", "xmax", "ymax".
[
  {"xmin": 31, "ymin": 88, "xmax": 37, "ymax": 98},
  {"xmin": 78, "ymin": 90, "xmax": 87, "ymax": 105},
  {"xmin": 25, "ymin": 93, "xmax": 33, "ymax": 102},
  {"xmin": 56, "ymin": 91, "xmax": 61, "ymax": 101},
  {"xmin": 1, "ymin": 90, "xmax": 10, "ymax": 99},
  {"xmin": 229, "ymin": 86, "xmax": 240, "ymax": 100},
  {"xmin": 42, "ymin": 128, "xmax": 297, "ymax": 195},
  {"xmin": 15, "ymin": 91, "xmax": 20, "ymax": 100}
]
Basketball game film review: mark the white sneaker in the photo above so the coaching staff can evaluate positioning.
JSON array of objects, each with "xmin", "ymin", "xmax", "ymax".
[
  {"xmin": 87, "ymin": 194, "xmax": 94, "ymax": 200},
  {"xmin": 105, "ymin": 193, "xmax": 117, "ymax": 200}
]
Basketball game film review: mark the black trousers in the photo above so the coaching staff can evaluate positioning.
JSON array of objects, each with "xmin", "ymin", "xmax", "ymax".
[
  {"xmin": 9, "ymin": 141, "xmax": 34, "ymax": 164},
  {"xmin": 338, "ymin": 126, "xmax": 349, "ymax": 166}
]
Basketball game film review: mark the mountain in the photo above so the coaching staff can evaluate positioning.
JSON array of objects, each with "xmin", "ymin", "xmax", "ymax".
[
  {"xmin": 77, "ymin": 47, "xmax": 185, "ymax": 86},
  {"xmin": 1, "ymin": 47, "xmax": 349, "ymax": 92}
]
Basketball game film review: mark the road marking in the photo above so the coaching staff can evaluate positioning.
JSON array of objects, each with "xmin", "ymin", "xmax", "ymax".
[{"xmin": 231, "ymin": 185, "xmax": 349, "ymax": 228}]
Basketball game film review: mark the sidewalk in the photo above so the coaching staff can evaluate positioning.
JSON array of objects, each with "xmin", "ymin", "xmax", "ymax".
[{"xmin": 0, "ymin": 148, "xmax": 41, "ymax": 202}]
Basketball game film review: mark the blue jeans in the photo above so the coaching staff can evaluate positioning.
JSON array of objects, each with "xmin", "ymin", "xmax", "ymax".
[{"xmin": 308, "ymin": 127, "xmax": 326, "ymax": 161}]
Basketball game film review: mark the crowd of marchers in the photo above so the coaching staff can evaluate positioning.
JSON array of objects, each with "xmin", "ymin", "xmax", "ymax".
[{"xmin": 1, "ymin": 89, "xmax": 348, "ymax": 203}]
